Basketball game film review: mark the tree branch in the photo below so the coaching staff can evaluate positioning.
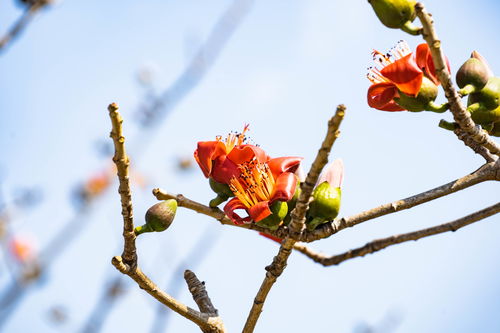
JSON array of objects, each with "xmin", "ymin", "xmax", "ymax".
[
  {"xmin": 152, "ymin": 188, "xmax": 290, "ymax": 238},
  {"xmin": 295, "ymin": 202, "xmax": 500, "ymax": 266},
  {"xmin": 108, "ymin": 103, "xmax": 137, "ymax": 267},
  {"xmin": 415, "ymin": 2, "xmax": 500, "ymax": 159},
  {"xmin": 242, "ymin": 105, "xmax": 345, "ymax": 333},
  {"xmin": 108, "ymin": 104, "xmax": 224, "ymax": 333},
  {"xmin": 303, "ymin": 160, "xmax": 499, "ymax": 242}
]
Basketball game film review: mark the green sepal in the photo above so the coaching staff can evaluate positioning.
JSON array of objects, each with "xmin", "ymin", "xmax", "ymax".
[
  {"xmin": 467, "ymin": 77, "xmax": 500, "ymax": 111},
  {"xmin": 368, "ymin": 0, "xmax": 417, "ymax": 31},
  {"xmin": 306, "ymin": 182, "xmax": 341, "ymax": 231},
  {"xmin": 256, "ymin": 201, "xmax": 288, "ymax": 231},
  {"xmin": 208, "ymin": 178, "xmax": 233, "ymax": 207},
  {"xmin": 438, "ymin": 120, "xmax": 458, "ymax": 131},
  {"xmin": 209, "ymin": 178, "xmax": 234, "ymax": 197},
  {"xmin": 394, "ymin": 77, "xmax": 439, "ymax": 112},
  {"xmin": 135, "ymin": 199, "xmax": 177, "ymax": 236},
  {"xmin": 283, "ymin": 181, "xmax": 301, "ymax": 226}
]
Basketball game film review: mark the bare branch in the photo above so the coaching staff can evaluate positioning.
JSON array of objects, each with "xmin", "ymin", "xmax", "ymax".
[
  {"xmin": 415, "ymin": 3, "xmax": 500, "ymax": 159},
  {"xmin": 304, "ymin": 161, "xmax": 499, "ymax": 242},
  {"xmin": 295, "ymin": 202, "xmax": 500, "ymax": 266},
  {"xmin": 152, "ymin": 188, "xmax": 289, "ymax": 238},
  {"xmin": 454, "ymin": 128, "xmax": 497, "ymax": 163},
  {"xmin": 108, "ymin": 104, "xmax": 225, "ymax": 333},
  {"xmin": 242, "ymin": 105, "xmax": 346, "ymax": 333},
  {"xmin": 108, "ymin": 103, "xmax": 137, "ymax": 267}
]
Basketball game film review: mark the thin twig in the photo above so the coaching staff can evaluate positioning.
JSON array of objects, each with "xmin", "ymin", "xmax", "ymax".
[
  {"xmin": 184, "ymin": 270, "xmax": 219, "ymax": 316},
  {"xmin": 242, "ymin": 105, "xmax": 345, "ymax": 333},
  {"xmin": 415, "ymin": 2, "xmax": 500, "ymax": 158},
  {"xmin": 304, "ymin": 160, "xmax": 499, "ymax": 242},
  {"xmin": 108, "ymin": 104, "xmax": 224, "ymax": 333},
  {"xmin": 152, "ymin": 188, "xmax": 289, "ymax": 238},
  {"xmin": 295, "ymin": 202, "xmax": 500, "ymax": 266}
]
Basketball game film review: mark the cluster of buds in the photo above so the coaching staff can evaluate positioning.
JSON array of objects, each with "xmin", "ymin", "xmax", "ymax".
[
  {"xmin": 194, "ymin": 127, "xmax": 344, "ymax": 232},
  {"xmin": 455, "ymin": 52, "xmax": 500, "ymax": 136}
]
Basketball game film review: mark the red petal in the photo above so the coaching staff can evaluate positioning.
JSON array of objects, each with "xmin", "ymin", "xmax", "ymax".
[
  {"xmin": 271, "ymin": 172, "xmax": 297, "ymax": 202},
  {"xmin": 381, "ymin": 53, "xmax": 423, "ymax": 97},
  {"xmin": 259, "ymin": 232, "xmax": 282, "ymax": 243},
  {"xmin": 194, "ymin": 141, "xmax": 227, "ymax": 178},
  {"xmin": 227, "ymin": 144, "xmax": 268, "ymax": 165},
  {"xmin": 267, "ymin": 156, "xmax": 303, "ymax": 180},
  {"xmin": 224, "ymin": 198, "xmax": 251, "ymax": 224},
  {"xmin": 367, "ymin": 83, "xmax": 405, "ymax": 111},
  {"xmin": 248, "ymin": 201, "xmax": 272, "ymax": 222},
  {"xmin": 210, "ymin": 155, "xmax": 239, "ymax": 184},
  {"xmin": 415, "ymin": 43, "xmax": 451, "ymax": 86}
]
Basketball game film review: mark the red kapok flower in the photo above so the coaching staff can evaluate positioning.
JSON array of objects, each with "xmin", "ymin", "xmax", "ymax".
[
  {"xmin": 194, "ymin": 125, "xmax": 269, "ymax": 184},
  {"xmin": 224, "ymin": 157, "xmax": 301, "ymax": 225},
  {"xmin": 366, "ymin": 41, "xmax": 449, "ymax": 112}
]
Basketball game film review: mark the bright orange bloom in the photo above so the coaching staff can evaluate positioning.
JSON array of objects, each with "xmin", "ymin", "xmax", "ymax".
[
  {"xmin": 194, "ymin": 125, "xmax": 268, "ymax": 184},
  {"xmin": 366, "ymin": 41, "xmax": 449, "ymax": 111},
  {"xmin": 224, "ymin": 157, "xmax": 301, "ymax": 224}
]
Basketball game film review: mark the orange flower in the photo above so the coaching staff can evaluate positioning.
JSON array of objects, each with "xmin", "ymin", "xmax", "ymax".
[
  {"xmin": 366, "ymin": 41, "xmax": 449, "ymax": 111},
  {"xmin": 194, "ymin": 125, "xmax": 269, "ymax": 184},
  {"xmin": 224, "ymin": 157, "xmax": 301, "ymax": 225}
]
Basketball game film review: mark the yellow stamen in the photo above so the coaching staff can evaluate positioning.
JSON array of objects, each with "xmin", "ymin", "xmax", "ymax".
[
  {"xmin": 367, "ymin": 40, "xmax": 411, "ymax": 84},
  {"xmin": 229, "ymin": 160, "xmax": 275, "ymax": 209}
]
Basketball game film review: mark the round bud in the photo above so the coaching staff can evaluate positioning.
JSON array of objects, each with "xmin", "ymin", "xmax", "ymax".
[
  {"xmin": 368, "ymin": 0, "xmax": 417, "ymax": 31},
  {"xmin": 456, "ymin": 58, "xmax": 492, "ymax": 91},
  {"xmin": 135, "ymin": 200, "xmax": 177, "ymax": 235}
]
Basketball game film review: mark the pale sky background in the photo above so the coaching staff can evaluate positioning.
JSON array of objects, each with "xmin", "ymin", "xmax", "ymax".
[{"xmin": 0, "ymin": 0, "xmax": 499, "ymax": 332}]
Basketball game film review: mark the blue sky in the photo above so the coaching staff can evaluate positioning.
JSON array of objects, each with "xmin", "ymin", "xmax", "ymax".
[{"xmin": 1, "ymin": 0, "xmax": 499, "ymax": 332}]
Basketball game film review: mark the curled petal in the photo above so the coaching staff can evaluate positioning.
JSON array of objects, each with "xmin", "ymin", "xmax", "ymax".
[
  {"xmin": 227, "ymin": 144, "xmax": 268, "ymax": 165},
  {"xmin": 271, "ymin": 172, "xmax": 297, "ymax": 202},
  {"xmin": 194, "ymin": 141, "xmax": 227, "ymax": 178},
  {"xmin": 381, "ymin": 53, "xmax": 423, "ymax": 97},
  {"xmin": 367, "ymin": 82, "xmax": 405, "ymax": 111},
  {"xmin": 416, "ymin": 43, "xmax": 451, "ymax": 86},
  {"xmin": 224, "ymin": 198, "xmax": 252, "ymax": 225},
  {"xmin": 259, "ymin": 232, "xmax": 282, "ymax": 243},
  {"xmin": 317, "ymin": 158, "xmax": 344, "ymax": 188},
  {"xmin": 211, "ymin": 155, "xmax": 239, "ymax": 184},
  {"xmin": 248, "ymin": 200, "xmax": 272, "ymax": 222},
  {"xmin": 267, "ymin": 156, "xmax": 303, "ymax": 180}
]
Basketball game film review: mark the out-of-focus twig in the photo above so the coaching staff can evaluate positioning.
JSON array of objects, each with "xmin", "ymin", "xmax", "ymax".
[
  {"xmin": 137, "ymin": 0, "xmax": 254, "ymax": 127},
  {"xmin": 0, "ymin": 1, "xmax": 51, "ymax": 54},
  {"xmin": 295, "ymin": 202, "xmax": 500, "ymax": 266},
  {"xmin": 242, "ymin": 105, "xmax": 345, "ymax": 333}
]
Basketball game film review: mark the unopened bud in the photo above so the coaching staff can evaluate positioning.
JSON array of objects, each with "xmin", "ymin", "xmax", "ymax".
[
  {"xmin": 135, "ymin": 200, "xmax": 177, "ymax": 235},
  {"xmin": 306, "ymin": 182, "xmax": 341, "ymax": 231},
  {"xmin": 255, "ymin": 201, "xmax": 288, "ymax": 231},
  {"xmin": 456, "ymin": 52, "xmax": 493, "ymax": 95},
  {"xmin": 368, "ymin": 0, "xmax": 420, "ymax": 35}
]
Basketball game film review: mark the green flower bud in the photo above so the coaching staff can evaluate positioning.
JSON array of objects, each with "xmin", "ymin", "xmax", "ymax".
[
  {"xmin": 395, "ymin": 77, "xmax": 448, "ymax": 112},
  {"xmin": 208, "ymin": 178, "xmax": 234, "ymax": 207},
  {"xmin": 306, "ymin": 182, "xmax": 341, "ymax": 231},
  {"xmin": 467, "ymin": 77, "xmax": 500, "ymax": 119},
  {"xmin": 368, "ymin": 0, "xmax": 420, "ymax": 35},
  {"xmin": 135, "ymin": 200, "xmax": 177, "ymax": 235},
  {"xmin": 256, "ymin": 201, "xmax": 288, "ymax": 231},
  {"xmin": 456, "ymin": 54, "xmax": 493, "ymax": 95}
]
